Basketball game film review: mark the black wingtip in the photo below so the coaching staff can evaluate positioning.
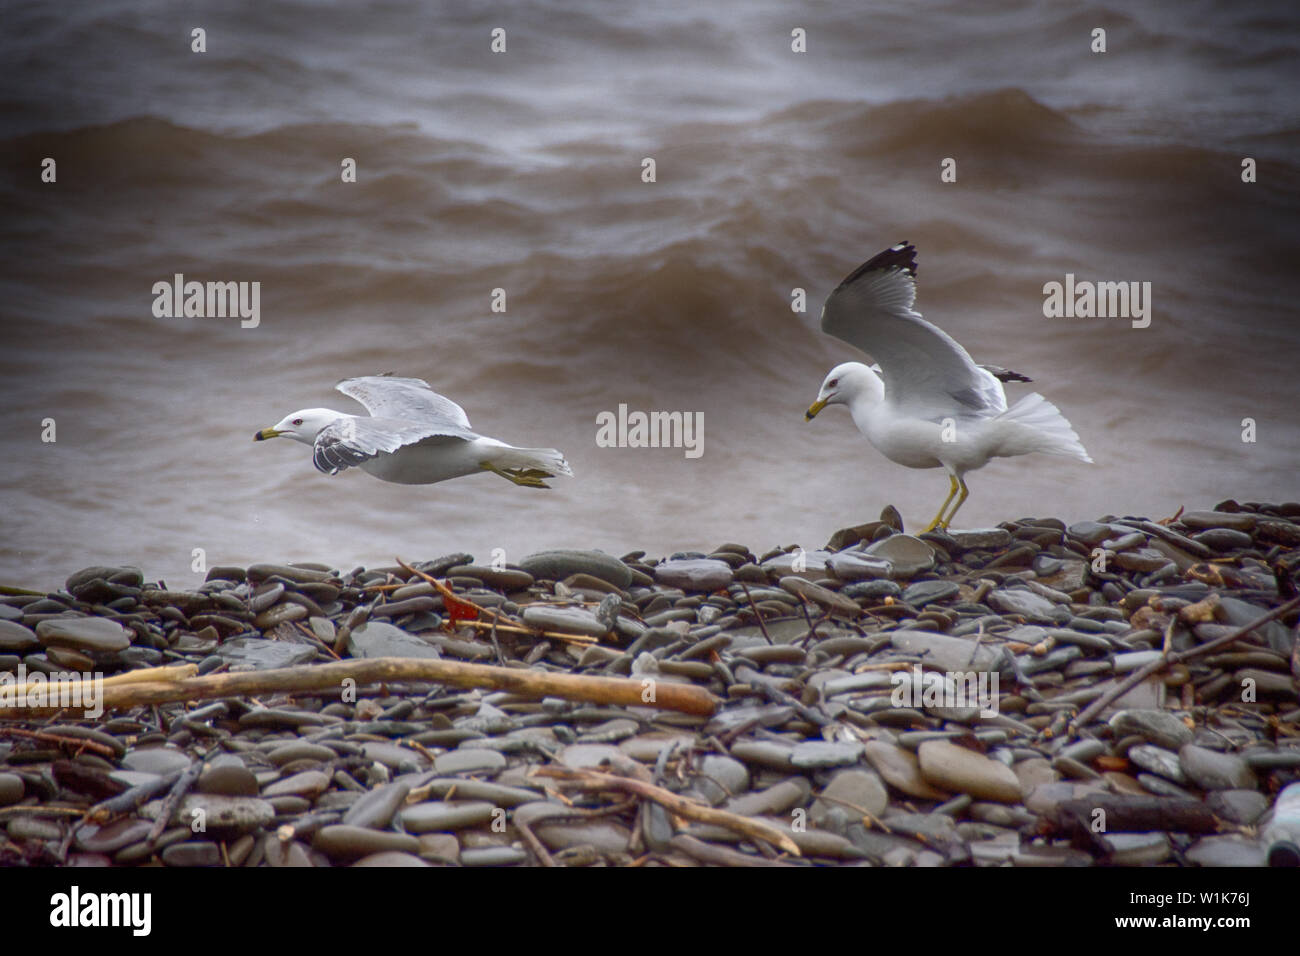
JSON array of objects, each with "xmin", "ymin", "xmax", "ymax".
[{"xmin": 834, "ymin": 240, "xmax": 918, "ymax": 292}]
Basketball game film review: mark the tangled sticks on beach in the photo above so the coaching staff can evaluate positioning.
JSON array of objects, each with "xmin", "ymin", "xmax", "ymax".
[{"xmin": 0, "ymin": 500, "xmax": 1297, "ymax": 867}]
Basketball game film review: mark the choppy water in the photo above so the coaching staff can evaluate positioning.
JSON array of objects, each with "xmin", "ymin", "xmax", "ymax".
[{"xmin": 2, "ymin": 0, "xmax": 1299, "ymax": 591}]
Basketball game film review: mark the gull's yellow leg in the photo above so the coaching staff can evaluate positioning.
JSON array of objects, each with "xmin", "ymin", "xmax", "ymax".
[
  {"xmin": 939, "ymin": 478, "xmax": 970, "ymax": 530},
  {"xmin": 922, "ymin": 474, "xmax": 960, "ymax": 532},
  {"xmin": 480, "ymin": 462, "xmax": 551, "ymax": 488}
]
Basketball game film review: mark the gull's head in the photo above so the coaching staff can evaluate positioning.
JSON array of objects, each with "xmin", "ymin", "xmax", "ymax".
[
  {"xmin": 254, "ymin": 408, "xmax": 338, "ymax": 445},
  {"xmin": 806, "ymin": 362, "xmax": 881, "ymax": 421}
]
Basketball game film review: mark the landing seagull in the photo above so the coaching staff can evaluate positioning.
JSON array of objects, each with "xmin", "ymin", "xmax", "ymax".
[
  {"xmin": 804, "ymin": 242, "xmax": 1091, "ymax": 532},
  {"xmin": 255, "ymin": 375, "xmax": 572, "ymax": 489}
]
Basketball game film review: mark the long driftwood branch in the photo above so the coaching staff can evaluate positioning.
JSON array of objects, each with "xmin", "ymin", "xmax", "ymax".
[{"xmin": 0, "ymin": 657, "xmax": 719, "ymax": 719}]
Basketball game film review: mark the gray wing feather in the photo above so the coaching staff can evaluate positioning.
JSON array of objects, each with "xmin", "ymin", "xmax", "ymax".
[
  {"xmin": 312, "ymin": 416, "xmax": 477, "ymax": 475},
  {"xmin": 820, "ymin": 242, "xmax": 1006, "ymax": 419},
  {"xmin": 336, "ymin": 375, "xmax": 473, "ymax": 429}
]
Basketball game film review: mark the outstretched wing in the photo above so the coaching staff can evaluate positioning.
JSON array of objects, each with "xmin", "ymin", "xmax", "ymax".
[
  {"xmin": 820, "ymin": 242, "xmax": 1006, "ymax": 420},
  {"xmin": 336, "ymin": 375, "xmax": 472, "ymax": 430},
  {"xmin": 312, "ymin": 416, "xmax": 476, "ymax": 475}
]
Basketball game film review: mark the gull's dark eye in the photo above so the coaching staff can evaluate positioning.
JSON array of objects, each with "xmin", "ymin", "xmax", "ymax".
[
  {"xmin": 292, "ymin": 418, "xmax": 303, "ymax": 426},
  {"xmin": 828, "ymin": 379, "xmax": 839, "ymax": 388}
]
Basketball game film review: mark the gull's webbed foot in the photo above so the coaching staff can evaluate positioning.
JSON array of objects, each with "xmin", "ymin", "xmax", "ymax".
[{"xmin": 481, "ymin": 463, "xmax": 553, "ymax": 488}]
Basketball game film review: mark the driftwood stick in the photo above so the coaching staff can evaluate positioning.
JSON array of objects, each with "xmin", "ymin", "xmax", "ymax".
[
  {"xmin": 0, "ymin": 663, "xmax": 198, "ymax": 705},
  {"xmin": 0, "ymin": 657, "xmax": 718, "ymax": 719},
  {"xmin": 0, "ymin": 727, "xmax": 118, "ymax": 758},
  {"xmin": 1072, "ymin": 595, "xmax": 1300, "ymax": 730},
  {"xmin": 530, "ymin": 765, "xmax": 801, "ymax": 856}
]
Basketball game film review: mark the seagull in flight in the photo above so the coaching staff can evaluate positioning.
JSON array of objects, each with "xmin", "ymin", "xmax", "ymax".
[
  {"xmin": 804, "ymin": 242, "xmax": 1091, "ymax": 532},
  {"xmin": 255, "ymin": 375, "xmax": 572, "ymax": 489}
]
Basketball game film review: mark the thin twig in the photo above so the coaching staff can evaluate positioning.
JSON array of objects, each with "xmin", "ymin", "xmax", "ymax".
[{"xmin": 1073, "ymin": 595, "xmax": 1300, "ymax": 729}]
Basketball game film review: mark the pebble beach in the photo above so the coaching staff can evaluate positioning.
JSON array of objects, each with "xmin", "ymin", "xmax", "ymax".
[{"xmin": 1, "ymin": 499, "xmax": 1298, "ymax": 868}]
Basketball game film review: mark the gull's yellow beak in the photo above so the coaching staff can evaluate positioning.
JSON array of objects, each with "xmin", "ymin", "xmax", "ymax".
[
  {"xmin": 254, "ymin": 428, "xmax": 281, "ymax": 441},
  {"xmin": 805, "ymin": 398, "xmax": 828, "ymax": 422}
]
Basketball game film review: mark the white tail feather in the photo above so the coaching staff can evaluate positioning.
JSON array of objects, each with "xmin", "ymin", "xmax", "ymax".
[
  {"xmin": 997, "ymin": 393, "xmax": 1092, "ymax": 463},
  {"xmin": 490, "ymin": 445, "xmax": 574, "ymax": 477}
]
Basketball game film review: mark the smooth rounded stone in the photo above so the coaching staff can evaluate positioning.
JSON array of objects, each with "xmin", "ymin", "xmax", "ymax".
[
  {"xmin": 654, "ymin": 558, "xmax": 734, "ymax": 591},
  {"xmin": 122, "ymin": 746, "xmax": 192, "ymax": 776},
  {"xmin": 263, "ymin": 770, "xmax": 330, "ymax": 800},
  {"xmin": 826, "ymin": 551, "xmax": 893, "ymax": 582},
  {"xmin": 347, "ymin": 621, "xmax": 441, "ymax": 659},
  {"xmin": 263, "ymin": 837, "xmax": 314, "ymax": 867},
  {"xmin": 1179, "ymin": 745, "xmax": 1257, "ymax": 791},
  {"xmin": 1244, "ymin": 749, "xmax": 1300, "ymax": 770},
  {"xmin": 198, "ymin": 755, "xmax": 259, "ymax": 797},
  {"xmin": 0, "ymin": 620, "xmax": 39, "ymax": 652},
  {"xmin": 947, "ymin": 528, "xmax": 1013, "ymax": 551},
  {"xmin": 341, "ymin": 780, "xmax": 411, "ymax": 829},
  {"xmin": 778, "ymin": 577, "xmax": 859, "ymax": 618},
  {"xmin": 148, "ymin": 794, "xmax": 275, "ymax": 835},
  {"xmin": 1013, "ymin": 757, "xmax": 1060, "ymax": 792},
  {"xmin": 247, "ymin": 563, "xmax": 333, "ymax": 584},
  {"xmin": 863, "ymin": 534, "xmax": 935, "ymax": 578},
  {"xmin": 1067, "ymin": 521, "xmax": 1118, "ymax": 546},
  {"xmin": 446, "ymin": 565, "xmax": 535, "ymax": 591},
  {"xmin": 519, "ymin": 550, "xmax": 632, "ymax": 588},
  {"xmin": 791, "ymin": 740, "xmax": 865, "ymax": 769},
  {"xmin": 521, "ymin": 605, "xmax": 608, "ymax": 636},
  {"xmin": 401, "ymin": 800, "xmax": 497, "ymax": 833},
  {"xmin": 1054, "ymin": 756, "xmax": 1100, "ymax": 783},
  {"xmin": 252, "ymin": 602, "xmax": 308, "ymax": 629},
  {"xmin": 266, "ymin": 741, "xmax": 337, "ymax": 766},
  {"xmin": 557, "ymin": 743, "xmax": 623, "ymax": 769},
  {"xmin": 8, "ymin": 816, "xmax": 62, "ymax": 841},
  {"xmin": 987, "ymin": 588, "xmax": 1060, "ymax": 622},
  {"xmin": 1218, "ymin": 597, "xmax": 1293, "ymax": 654},
  {"xmin": 75, "ymin": 818, "xmax": 153, "ymax": 853},
  {"xmin": 1127, "ymin": 744, "xmax": 1187, "ymax": 783},
  {"xmin": 460, "ymin": 845, "xmax": 528, "ymax": 866},
  {"xmin": 735, "ymin": 644, "xmax": 807, "ymax": 666},
  {"xmin": 46, "ymin": 645, "xmax": 95, "ymax": 670},
  {"xmin": 433, "ymin": 749, "xmax": 505, "ymax": 775},
  {"xmin": 728, "ymin": 740, "xmax": 797, "ymax": 771},
  {"xmin": 35, "ymin": 616, "xmax": 130, "ymax": 653},
  {"xmin": 1012, "ymin": 845, "xmax": 1094, "ymax": 867},
  {"xmin": 313, "ymin": 825, "xmax": 419, "ymax": 860},
  {"xmin": 364, "ymin": 742, "xmax": 430, "ymax": 770},
  {"xmin": 1206, "ymin": 789, "xmax": 1269, "ymax": 825},
  {"xmin": 820, "ymin": 672, "xmax": 893, "ymax": 696},
  {"xmin": 0, "ymin": 773, "xmax": 25, "ymax": 806},
  {"xmin": 723, "ymin": 777, "xmax": 813, "ymax": 817},
  {"xmin": 534, "ymin": 818, "xmax": 632, "ymax": 854},
  {"xmin": 1192, "ymin": 528, "xmax": 1254, "ymax": 551},
  {"xmin": 1185, "ymin": 835, "xmax": 1267, "ymax": 867},
  {"xmin": 1179, "ymin": 510, "xmax": 1256, "ymax": 532},
  {"xmin": 888, "ymin": 631, "xmax": 1004, "ymax": 673},
  {"xmin": 1109, "ymin": 709, "xmax": 1193, "ymax": 751},
  {"xmin": 161, "ymin": 841, "xmax": 222, "ymax": 867},
  {"xmin": 218, "ymin": 637, "xmax": 316, "ymax": 670},
  {"xmin": 840, "ymin": 580, "xmax": 902, "ymax": 601},
  {"xmin": 349, "ymin": 850, "xmax": 431, "ymax": 867},
  {"xmin": 812, "ymin": 769, "xmax": 888, "ymax": 825},
  {"xmin": 617, "ymin": 732, "xmax": 696, "ymax": 762},
  {"xmin": 863, "ymin": 741, "xmax": 948, "ymax": 799},
  {"xmin": 1137, "ymin": 773, "xmax": 1194, "ymax": 798},
  {"xmin": 1106, "ymin": 831, "xmax": 1171, "ymax": 865},
  {"xmin": 918, "ymin": 740, "xmax": 1022, "ymax": 803},
  {"xmin": 761, "ymin": 549, "xmax": 832, "ymax": 579},
  {"xmin": 687, "ymin": 755, "xmax": 750, "ymax": 805},
  {"xmin": 901, "ymin": 580, "xmax": 960, "ymax": 607},
  {"xmin": 968, "ymin": 802, "xmax": 1037, "ymax": 828},
  {"xmin": 1023, "ymin": 781, "xmax": 1108, "ymax": 815}
]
